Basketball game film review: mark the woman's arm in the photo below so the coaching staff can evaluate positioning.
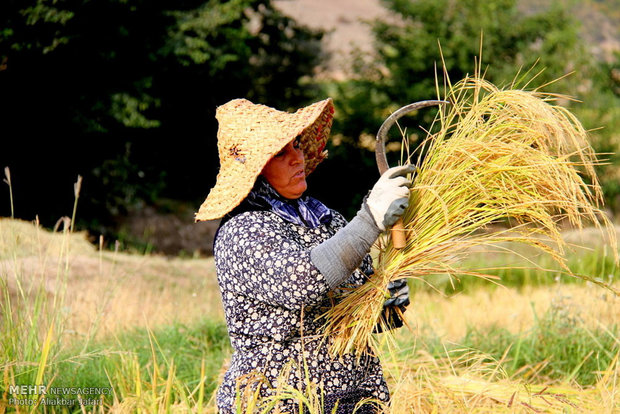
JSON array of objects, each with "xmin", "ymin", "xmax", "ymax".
[
  {"xmin": 310, "ymin": 165, "xmax": 415, "ymax": 288},
  {"xmin": 215, "ymin": 164, "xmax": 414, "ymax": 310}
]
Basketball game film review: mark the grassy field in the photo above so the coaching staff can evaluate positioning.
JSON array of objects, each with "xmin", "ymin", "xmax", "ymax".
[{"xmin": 1, "ymin": 217, "xmax": 619, "ymax": 413}]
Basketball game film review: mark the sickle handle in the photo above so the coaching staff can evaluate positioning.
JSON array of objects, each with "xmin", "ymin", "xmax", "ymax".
[{"xmin": 375, "ymin": 100, "xmax": 448, "ymax": 249}]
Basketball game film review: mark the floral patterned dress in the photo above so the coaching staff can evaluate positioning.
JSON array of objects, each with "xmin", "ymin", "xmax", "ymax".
[{"xmin": 214, "ymin": 209, "xmax": 390, "ymax": 413}]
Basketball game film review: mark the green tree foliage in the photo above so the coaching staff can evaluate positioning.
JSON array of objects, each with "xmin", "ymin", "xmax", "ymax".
[
  {"xmin": 580, "ymin": 51, "xmax": 620, "ymax": 211},
  {"xmin": 338, "ymin": 0, "xmax": 592, "ymax": 137},
  {"xmin": 323, "ymin": 0, "xmax": 618, "ymax": 216},
  {"xmin": 1, "ymin": 0, "xmax": 325, "ymax": 232}
]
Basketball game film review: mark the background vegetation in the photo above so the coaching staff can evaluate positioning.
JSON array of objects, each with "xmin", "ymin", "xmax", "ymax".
[
  {"xmin": 2, "ymin": 0, "xmax": 619, "ymax": 247},
  {"xmin": 1, "ymin": 0, "xmax": 325, "ymax": 241}
]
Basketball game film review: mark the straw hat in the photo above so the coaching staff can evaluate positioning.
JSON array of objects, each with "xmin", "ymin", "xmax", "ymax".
[{"xmin": 195, "ymin": 97, "xmax": 335, "ymax": 221}]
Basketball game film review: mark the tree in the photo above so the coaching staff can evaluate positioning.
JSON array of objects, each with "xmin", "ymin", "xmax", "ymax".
[
  {"xmin": 1, "ymin": 0, "xmax": 326, "ymax": 234},
  {"xmin": 320, "ymin": 0, "xmax": 606, "ymax": 217}
]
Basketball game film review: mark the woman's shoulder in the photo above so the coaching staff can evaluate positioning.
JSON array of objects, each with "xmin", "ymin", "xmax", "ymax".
[
  {"xmin": 214, "ymin": 211, "xmax": 292, "ymax": 257},
  {"xmin": 328, "ymin": 209, "xmax": 348, "ymax": 228},
  {"xmin": 217, "ymin": 207, "xmax": 348, "ymax": 240},
  {"xmin": 221, "ymin": 210, "xmax": 283, "ymax": 231},
  {"xmin": 216, "ymin": 210, "xmax": 287, "ymax": 243}
]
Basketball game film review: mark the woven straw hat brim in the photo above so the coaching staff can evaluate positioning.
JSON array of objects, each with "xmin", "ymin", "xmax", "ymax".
[{"xmin": 195, "ymin": 98, "xmax": 334, "ymax": 221}]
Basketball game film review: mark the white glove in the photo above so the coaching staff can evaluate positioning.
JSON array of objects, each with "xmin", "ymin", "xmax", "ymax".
[{"xmin": 366, "ymin": 165, "xmax": 415, "ymax": 231}]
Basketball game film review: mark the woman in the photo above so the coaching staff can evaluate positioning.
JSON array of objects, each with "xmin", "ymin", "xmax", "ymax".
[{"xmin": 196, "ymin": 98, "xmax": 412, "ymax": 413}]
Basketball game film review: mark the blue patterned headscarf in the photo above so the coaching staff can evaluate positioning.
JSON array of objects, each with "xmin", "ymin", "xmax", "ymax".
[{"xmin": 245, "ymin": 177, "xmax": 332, "ymax": 228}]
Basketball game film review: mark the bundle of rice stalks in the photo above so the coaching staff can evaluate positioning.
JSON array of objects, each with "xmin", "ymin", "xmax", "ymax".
[{"xmin": 324, "ymin": 74, "xmax": 618, "ymax": 357}]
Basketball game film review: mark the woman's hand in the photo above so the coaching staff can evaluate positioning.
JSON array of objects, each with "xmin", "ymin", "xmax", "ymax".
[
  {"xmin": 310, "ymin": 165, "xmax": 414, "ymax": 290},
  {"xmin": 366, "ymin": 165, "xmax": 415, "ymax": 231},
  {"xmin": 384, "ymin": 278, "xmax": 410, "ymax": 307}
]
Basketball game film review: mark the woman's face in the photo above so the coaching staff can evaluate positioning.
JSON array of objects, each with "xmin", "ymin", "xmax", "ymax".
[{"xmin": 261, "ymin": 136, "xmax": 307, "ymax": 199}]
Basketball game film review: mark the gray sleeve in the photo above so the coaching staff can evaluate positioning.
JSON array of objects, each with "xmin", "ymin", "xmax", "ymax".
[{"xmin": 310, "ymin": 202, "xmax": 381, "ymax": 289}]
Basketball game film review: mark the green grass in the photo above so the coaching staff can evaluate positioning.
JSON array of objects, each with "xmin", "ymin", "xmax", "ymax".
[
  {"xmin": 408, "ymin": 244, "xmax": 619, "ymax": 294},
  {"xmin": 391, "ymin": 297, "xmax": 620, "ymax": 387},
  {"xmin": 3, "ymin": 271, "xmax": 618, "ymax": 413},
  {"xmin": 8, "ymin": 304, "xmax": 615, "ymax": 411},
  {"xmin": 459, "ymin": 304, "xmax": 619, "ymax": 386},
  {"xmin": 5, "ymin": 319, "xmax": 232, "ymax": 409}
]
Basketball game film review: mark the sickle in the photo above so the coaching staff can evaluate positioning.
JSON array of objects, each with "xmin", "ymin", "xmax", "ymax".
[{"xmin": 375, "ymin": 100, "xmax": 448, "ymax": 248}]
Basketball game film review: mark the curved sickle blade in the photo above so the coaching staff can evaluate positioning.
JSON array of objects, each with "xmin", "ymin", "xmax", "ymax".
[{"xmin": 375, "ymin": 100, "xmax": 448, "ymax": 174}]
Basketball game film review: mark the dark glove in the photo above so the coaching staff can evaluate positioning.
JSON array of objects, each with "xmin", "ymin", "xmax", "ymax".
[
  {"xmin": 373, "ymin": 278, "xmax": 410, "ymax": 333},
  {"xmin": 384, "ymin": 278, "xmax": 410, "ymax": 307}
]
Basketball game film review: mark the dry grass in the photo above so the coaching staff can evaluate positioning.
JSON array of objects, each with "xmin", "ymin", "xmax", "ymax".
[
  {"xmin": 324, "ymin": 72, "xmax": 618, "ymax": 357},
  {"xmin": 0, "ymin": 217, "xmax": 223, "ymax": 340},
  {"xmin": 401, "ymin": 282, "xmax": 620, "ymax": 343},
  {"xmin": 385, "ymin": 349, "xmax": 620, "ymax": 413},
  {"xmin": 2, "ymin": 218, "xmax": 619, "ymax": 412}
]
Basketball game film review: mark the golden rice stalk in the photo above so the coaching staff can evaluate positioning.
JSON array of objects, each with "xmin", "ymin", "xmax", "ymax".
[
  {"xmin": 386, "ymin": 348, "xmax": 620, "ymax": 413},
  {"xmin": 324, "ymin": 74, "xmax": 618, "ymax": 358}
]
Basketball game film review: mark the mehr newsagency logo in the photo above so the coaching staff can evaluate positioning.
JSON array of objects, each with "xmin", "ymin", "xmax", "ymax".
[{"xmin": 7, "ymin": 385, "xmax": 112, "ymax": 407}]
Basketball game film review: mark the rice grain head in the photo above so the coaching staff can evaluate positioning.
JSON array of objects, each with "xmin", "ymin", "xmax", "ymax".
[{"xmin": 324, "ymin": 74, "xmax": 618, "ymax": 357}]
